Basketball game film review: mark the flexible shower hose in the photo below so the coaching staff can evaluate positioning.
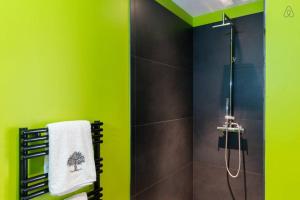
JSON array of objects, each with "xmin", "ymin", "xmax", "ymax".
[{"xmin": 225, "ymin": 122, "xmax": 241, "ymax": 178}]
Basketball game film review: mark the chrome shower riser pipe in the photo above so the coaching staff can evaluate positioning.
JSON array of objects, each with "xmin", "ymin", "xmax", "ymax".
[
  {"xmin": 229, "ymin": 25, "xmax": 234, "ymax": 116},
  {"xmin": 212, "ymin": 13, "xmax": 235, "ymax": 116}
]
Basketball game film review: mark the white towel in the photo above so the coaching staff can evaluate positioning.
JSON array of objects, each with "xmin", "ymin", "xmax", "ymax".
[
  {"xmin": 65, "ymin": 192, "xmax": 88, "ymax": 200},
  {"xmin": 47, "ymin": 120, "xmax": 96, "ymax": 196}
]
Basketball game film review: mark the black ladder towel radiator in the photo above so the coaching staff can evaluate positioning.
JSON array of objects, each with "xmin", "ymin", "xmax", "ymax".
[{"xmin": 19, "ymin": 120, "xmax": 104, "ymax": 200}]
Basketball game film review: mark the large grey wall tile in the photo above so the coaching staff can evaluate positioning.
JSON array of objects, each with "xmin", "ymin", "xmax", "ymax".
[
  {"xmin": 133, "ymin": 118, "xmax": 193, "ymax": 194},
  {"xmin": 134, "ymin": 0, "xmax": 193, "ymax": 69},
  {"xmin": 135, "ymin": 57, "xmax": 193, "ymax": 124},
  {"xmin": 135, "ymin": 163, "xmax": 193, "ymax": 200},
  {"xmin": 233, "ymin": 65, "xmax": 264, "ymax": 120},
  {"xmin": 234, "ymin": 14, "xmax": 264, "ymax": 67}
]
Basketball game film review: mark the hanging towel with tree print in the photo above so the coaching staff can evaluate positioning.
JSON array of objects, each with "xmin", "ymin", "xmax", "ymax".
[{"xmin": 46, "ymin": 120, "xmax": 96, "ymax": 196}]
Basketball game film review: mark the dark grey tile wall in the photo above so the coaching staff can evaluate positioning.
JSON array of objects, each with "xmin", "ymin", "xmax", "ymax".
[
  {"xmin": 193, "ymin": 13, "xmax": 264, "ymax": 200},
  {"xmin": 134, "ymin": 163, "xmax": 193, "ymax": 200},
  {"xmin": 135, "ymin": 57, "xmax": 193, "ymax": 124},
  {"xmin": 133, "ymin": 0, "xmax": 193, "ymax": 69},
  {"xmin": 131, "ymin": 0, "xmax": 193, "ymax": 199}
]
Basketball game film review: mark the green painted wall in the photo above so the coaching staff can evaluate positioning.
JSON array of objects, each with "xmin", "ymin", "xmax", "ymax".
[
  {"xmin": 156, "ymin": 0, "xmax": 264, "ymax": 27},
  {"xmin": 0, "ymin": 0, "xmax": 130, "ymax": 200},
  {"xmin": 265, "ymin": 1, "xmax": 300, "ymax": 199}
]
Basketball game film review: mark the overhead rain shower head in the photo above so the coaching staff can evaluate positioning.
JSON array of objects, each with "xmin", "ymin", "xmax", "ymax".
[{"xmin": 212, "ymin": 12, "xmax": 233, "ymax": 28}]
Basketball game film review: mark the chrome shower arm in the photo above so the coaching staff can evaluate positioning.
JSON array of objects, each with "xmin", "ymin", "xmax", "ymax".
[{"xmin": 212, "ymin": 13, "xmax": 233, "ymax": 28}]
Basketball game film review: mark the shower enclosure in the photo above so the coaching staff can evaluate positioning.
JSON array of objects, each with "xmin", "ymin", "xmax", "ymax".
[{"xmin": 131, "ymin": 0, "xmax": 264, "ymax": 199}]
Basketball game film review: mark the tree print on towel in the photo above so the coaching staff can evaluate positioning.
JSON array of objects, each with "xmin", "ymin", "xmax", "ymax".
[{"xmin": 67, "ymin": 151, "xmax": 85, "ymax": 172}]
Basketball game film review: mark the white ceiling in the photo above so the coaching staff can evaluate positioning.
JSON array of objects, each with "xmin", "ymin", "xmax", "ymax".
[{"xmin": 172, "ymin": 0, "xmax": 258, "ymax": 17}]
